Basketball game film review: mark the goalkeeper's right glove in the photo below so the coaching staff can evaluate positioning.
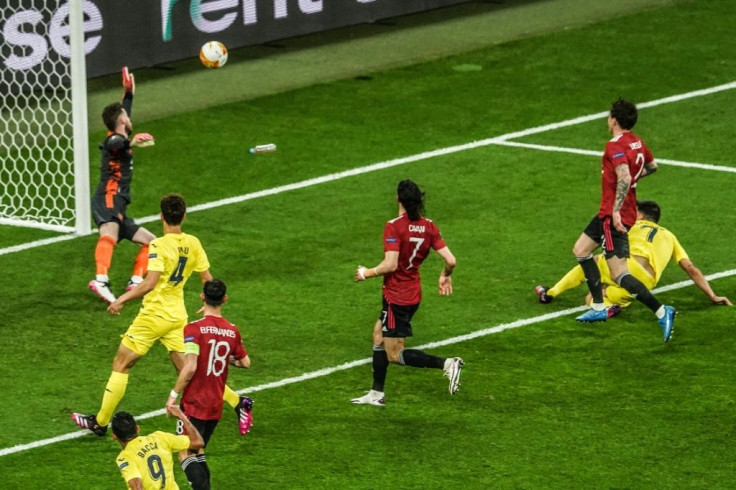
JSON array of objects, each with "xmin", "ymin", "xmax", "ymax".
[{"xmin": 122, "ymin": 66, "xmax": 135, "ymax": 95}]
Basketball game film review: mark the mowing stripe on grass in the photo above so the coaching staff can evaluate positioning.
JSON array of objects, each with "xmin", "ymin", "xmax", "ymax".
[
  {"xmin": 1, "ymin": 81, "xmax": 734, "ymax": 258},
  {"xmin": 2, "ymin": 268, "xmax": 735, "ymax": 458},
  {"xmin": 492, "ymin": 141, "xmax": 736, "ymax": 174}
]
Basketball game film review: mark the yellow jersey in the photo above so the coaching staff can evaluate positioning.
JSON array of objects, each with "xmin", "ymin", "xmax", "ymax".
[
  {"xmin": 628, "ymin": 219, "xmax": 689, "ymax": 283},
  {"xmin": 116, "ymin": 431, "xmax": 190, "ymax": 490},
  {"xmin": 140, "ymin": 233, "xmax": 210, "ymax": 322}
]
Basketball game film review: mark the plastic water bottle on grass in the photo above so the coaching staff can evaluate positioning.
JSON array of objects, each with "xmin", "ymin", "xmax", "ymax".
[{"xmin": 249, "ymin": 143, "xmax": 277, "ymax": 154}]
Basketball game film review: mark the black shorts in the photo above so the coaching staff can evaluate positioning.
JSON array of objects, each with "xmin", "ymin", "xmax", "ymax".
[
  {"xmin": 380, "ymin": 296, "xmax": 419, "ymax": 338},
  {"xmin": 91, "ymin": 194, "xmax": 140, "ymax": 242},
  {"xmin": 582, "ymin": 215, "xmax": 630, "ymax": 259},
  {"xmin": 176, "ymin": 411, "xmax": 219, "ymax": 449}
]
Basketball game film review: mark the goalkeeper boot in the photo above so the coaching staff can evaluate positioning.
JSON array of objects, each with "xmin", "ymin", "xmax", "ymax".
[
  {"xmin": 576, "ymin": 307, "xmax": 608, "ymax": 323},
  {"xmin": 658, "ymin": 305, "xmax": 675, "ymax": 342},
  {"xmin": 71, "ymin": 413, "xmax": 108, "ymax": 436},
  {"xmin": 126, "ymin": 276, "xmax": 143, "ymax": 292},
  {"xmin": 89, "ymin": 279, "xmax": 116, "ymax": 304},
  {"xmin": 534, "ymin": 285, "xmax": 553, "ymax": 304},
  {"xmin": 351, "ymin": 390, "xmax": 386, "ymax": 406},
  {"xmin": 443, "ymin": 357, "xmax": 465, "ymax": 395},
  {"xmin": 235, "ymin": 396, "xmax": 254, "ymax": 435}
]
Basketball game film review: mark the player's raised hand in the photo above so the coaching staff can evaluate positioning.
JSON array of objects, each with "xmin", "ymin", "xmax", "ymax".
[
  {"xmin": 439, "ymin": 274, "xmax": 453, "ymax": 296},
  {"xmin": 131, "ymin": 133, "xmax": 155, "ymax": 148},
  {"xmin": 122, "ymin": 66, "xmax": 135, "ymax": 94}
]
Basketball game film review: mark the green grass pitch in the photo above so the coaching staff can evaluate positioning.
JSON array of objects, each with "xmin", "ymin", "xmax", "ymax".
[{"xmin": 0, "ymin": 0, "xmax": 735, "ymax": 488}]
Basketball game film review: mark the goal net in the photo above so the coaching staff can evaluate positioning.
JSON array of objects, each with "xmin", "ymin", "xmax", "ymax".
[{"xmin": 0, "ymin": 0, "xmax": 90, "ymax": 234}]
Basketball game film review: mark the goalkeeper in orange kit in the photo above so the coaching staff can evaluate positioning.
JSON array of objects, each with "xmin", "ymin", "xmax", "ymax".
[{"xmin": 88, "ymin": 67, "xmax": 156, "ymax": 304}]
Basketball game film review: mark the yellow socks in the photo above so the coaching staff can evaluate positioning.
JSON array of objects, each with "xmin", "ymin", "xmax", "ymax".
[
  {"xmin": 223, "ymin": 384, "xmax": 239, "ymax": 408},
  {"xmin": 96, "ymin": 371, "xmax": 129, "ymax": 426}
]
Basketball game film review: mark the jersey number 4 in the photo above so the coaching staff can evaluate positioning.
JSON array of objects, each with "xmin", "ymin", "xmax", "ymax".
[{"xmin": 168, "ymin": 256, "xmax": 188, "ymax": 285}]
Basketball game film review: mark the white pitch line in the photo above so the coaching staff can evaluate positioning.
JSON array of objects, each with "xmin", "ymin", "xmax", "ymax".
[
  {"xmin": 1, "ymin": 81, "xmax": 734, "ymax": 257},
  {"xmin": 494, "ymin": 80, "xmax": 736, "ymax": 141},
  {"xmin": 493, "ymin": 140, "xmax": 736, "ymax": 173},
  {"xmin": 2, "ymin": 268, "xmax": 735, "ymax": 458}
]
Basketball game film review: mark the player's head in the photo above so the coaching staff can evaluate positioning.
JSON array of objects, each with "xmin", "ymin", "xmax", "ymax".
[
  {"xmin": 111, "ymin": 411, "xmax": 139, "ymax": 443},
  {"xmin": 397, "ymin": 179, "xmax": 425, "ymax": 221},
  {"xmin": 637, "ymin": 200, "xmax": 661, "ymax": 223},
  {"xmin": 203, "ymin": 279, "xmax": 227, "ymax": 307},
  {"xmin": 609, "ymin": 98, "xmax": 638, "ymax": 130},
  {"xmin": 160, "ymin": 193, "xmax": 186, "ymax": 225},
  {"xmin": 102, "ymin": 102, "xmax": 131, "ymax": 134}
]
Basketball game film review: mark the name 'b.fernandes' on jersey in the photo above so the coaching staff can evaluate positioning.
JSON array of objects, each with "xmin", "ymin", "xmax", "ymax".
[
  {"xmin": 382, "ymin": 213, "xmax": 446, "ymax": 305},
  {"xmin": 182, "ymin": 315, "xmax": 247, "ymax": 420},
  {"xmin": 599, "ymin": 131, "xmax": 654, "ymax": 227},
  {"xmin": 141, "ymin": 233, "xmax": 210, "ymax": 323}
]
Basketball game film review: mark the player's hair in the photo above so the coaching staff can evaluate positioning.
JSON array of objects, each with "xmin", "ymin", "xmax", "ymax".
[
  {"xmin": 102, "ymin": 102, "xmax": 125, "ymax": 131},
  {"xmin": 397, "ymin": 179, "xmax": 425, "ymax": 221},
  {"xmin": 203, "ymin": 279, "xmax": 227, "ymax": 307},
  {"xmin": 160, "ymin": 193, "xmax": 186, "ymax": 225},
  {"xmin": 610, "ymin": 98, "xmax": 638, "ymax": 130},
  {"xmin": 637, "ymin": 200, "xmax": 661, "ymax": 223},
  {"xmin": 111, "ymin": 411, "xmax": 138, "ymax": 442}
]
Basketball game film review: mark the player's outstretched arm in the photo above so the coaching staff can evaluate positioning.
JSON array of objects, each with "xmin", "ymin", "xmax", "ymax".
[
  {"xmin": 679, "ymin": 259, "xmax": 733, "ymax": 305},
  {"xmin": 355, "ymin": 251, "xmax": 398, "ymax": 282},
  {"xmin": 435, "ymin": 246, "xmax": 456, "ymax": 296}
]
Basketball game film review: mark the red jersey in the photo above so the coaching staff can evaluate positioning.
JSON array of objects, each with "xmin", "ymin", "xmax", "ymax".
[
  {"xmin": 598, "ymin": 131, "xmax": 653, "ymax": 226},
  {"xmin": 382, "ymin": 213, "xmax": 447, "ymax": 305},
  {"xmin": 181, "ymin": 315, "xmax": 247, "ymax": 420}
]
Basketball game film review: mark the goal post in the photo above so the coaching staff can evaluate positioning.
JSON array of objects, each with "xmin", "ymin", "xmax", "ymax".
[{"xmin": 0, "ymin": 0, "xmax": 90, "ymax": 235}]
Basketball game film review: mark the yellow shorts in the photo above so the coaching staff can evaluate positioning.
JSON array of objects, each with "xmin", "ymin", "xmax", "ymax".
[
  {"xmin": 597, "ymin": 256, "xmax": 657, "ymax": 307},
  {"xmin": 121, "ymin": 312, "xmax": 186, "ymax": 356}
]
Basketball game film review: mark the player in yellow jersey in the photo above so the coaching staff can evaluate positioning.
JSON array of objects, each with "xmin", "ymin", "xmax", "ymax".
[
  {"xmin": 112, "ymin": 406, "xmax": 203, "ymax": 490},
  {"xmin": 73, "ymin": 194, "xmax": 248, "ymax": 436},
  {"xmin": 535, "ymin": 201, "xmax": 731, "ymax": 312}
]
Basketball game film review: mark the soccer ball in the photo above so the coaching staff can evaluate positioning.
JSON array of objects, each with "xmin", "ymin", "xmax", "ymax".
[{"xmin": 199, "ymin": 41, "xmax": 228, "ymax": 69}]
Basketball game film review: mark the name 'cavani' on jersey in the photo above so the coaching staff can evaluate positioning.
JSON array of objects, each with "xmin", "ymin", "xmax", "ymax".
[{"xmin": 382, "ymin": 213, "xmax": 446, "ymax": 305}]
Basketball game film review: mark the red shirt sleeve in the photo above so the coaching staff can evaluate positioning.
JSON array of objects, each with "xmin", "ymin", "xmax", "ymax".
[{"xmin": 383, "ymin": 221, "xmax": 400, "ymax": 252}]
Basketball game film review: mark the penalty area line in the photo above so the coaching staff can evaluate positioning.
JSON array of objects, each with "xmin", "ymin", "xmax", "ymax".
[
  {"xmin": 2, "ymin": 269, "xmax": 735, "ymax": 458},
  {"xmin": 2, "ymin": 81, "xmax": 734, "ymax": 258}
]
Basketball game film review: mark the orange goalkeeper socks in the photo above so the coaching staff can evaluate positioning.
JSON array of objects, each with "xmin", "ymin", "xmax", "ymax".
[{"xmin": 94, "ymin": 235, "xmax": 116, "ymax": 276}]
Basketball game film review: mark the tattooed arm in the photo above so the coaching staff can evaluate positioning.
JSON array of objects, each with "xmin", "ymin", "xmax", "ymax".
[{"xmin": 612, "ymin": 164, "xmax": 631, "ymax": 233}]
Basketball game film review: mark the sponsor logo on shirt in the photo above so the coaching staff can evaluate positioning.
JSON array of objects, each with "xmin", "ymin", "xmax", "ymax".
[
  {"xmin": 118, "ymin": 462, "xmax": 129, "ymax": 469},
  {"xmin": 184, "ymin": 335, "xmax": 195, "ymax": 342},
  {"xmin": 149, "ymin": 253, "xmax": 158, "ymax": 258},
  {"xmin": 629, "ymin": 141, "xmax": 642, "ymax": 150},
  {"xmin": 385, "ymin": 237, "xmax": 397, "ymax": 243},
  {"xmin": 613, "ymin": 152, "xmax": 625, "ymax": 158}
]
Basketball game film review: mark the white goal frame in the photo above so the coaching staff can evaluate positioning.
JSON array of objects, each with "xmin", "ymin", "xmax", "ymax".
[{"xmin": 0, "ymin": 0, "xmax": 90, "ymax": 235}]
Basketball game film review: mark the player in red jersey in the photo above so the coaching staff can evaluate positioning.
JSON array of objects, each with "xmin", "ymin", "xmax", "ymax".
[
  {"xmin": 573, "ymin": 99, "xmax": 675, "ymax": 341},
  {"xmin": 165, "ymin": 279, "xmax": 251, "ymax": 490},
  {"xmin": 88, "ymin": 67, "xmax": 156, "ymax": 304},
  {"xmin": 351, "ymin": 179, "xmax": 463, "ymax": 406}
]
